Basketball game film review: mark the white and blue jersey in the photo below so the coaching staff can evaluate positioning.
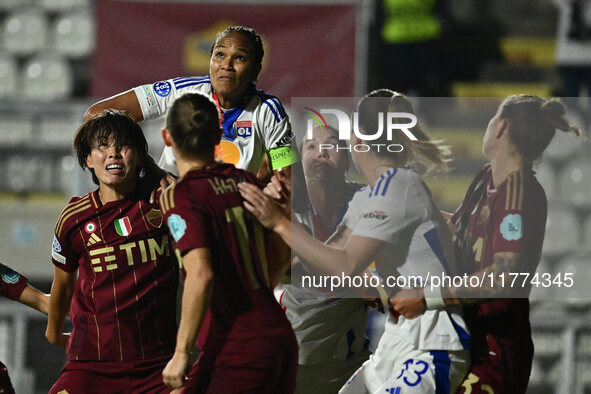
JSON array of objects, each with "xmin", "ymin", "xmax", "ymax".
[
  {"xmin": 133, "ymin": 76, "xmax": 293, "ymax": 176},
  {"xmin": 339, "ymin": 167, "xmax": 471, "ymax": 394}
]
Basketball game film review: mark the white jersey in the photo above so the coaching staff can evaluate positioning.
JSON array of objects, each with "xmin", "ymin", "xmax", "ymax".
[
  {"xmin": 341, "ymin": 167, "xmax": 470, "ymax": 352},
  {"xmin": 133, "ymin": 76, "xmax": 294, "ymax": 176},
  {"xmin": 284, "ymin": 181, "xmax": 369, "ymax": 366}
]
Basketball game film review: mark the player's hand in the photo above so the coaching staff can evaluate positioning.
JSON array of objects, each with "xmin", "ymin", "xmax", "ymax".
[
  {"xmin": 150, "ymin": 173, "xmax": 175, "ymax": 204},
  {"xmin": 45, "ymin": 330, "xmax": 70, "ymax": 348},
  {"xmin": 162, "ymin": 351, "xmax": 189, "ymax": 389},
  {"xmin": 263, "ymin": 175, "xmax": 291, "ymax": 217},
  {"xmin": 238, "ymin": 182, "xmax": 288, "ymax": 230},
  {"xmin": 389, "ymin": 288, "xmax": 426, "ymax": 319}
]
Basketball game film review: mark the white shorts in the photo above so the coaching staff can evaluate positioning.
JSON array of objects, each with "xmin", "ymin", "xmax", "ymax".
[{"xmin": 339, "ymin": 330, "xmax": 470, "ymax": 394}]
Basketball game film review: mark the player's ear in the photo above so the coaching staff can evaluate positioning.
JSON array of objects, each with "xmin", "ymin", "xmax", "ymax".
[
  {"xmin": 161, "ymin": 128, "xmax": 173, "ymax": 147},
  {"xmin": 86, "ymin": 154, "xmax": 94, "ymax": 169},
  {"xmin": 496, "ymin": 119, "xmax": 508, "ymax": 139}
]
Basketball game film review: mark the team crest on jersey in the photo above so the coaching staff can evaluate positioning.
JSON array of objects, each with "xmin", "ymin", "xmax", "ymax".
[
  {"xmin": 52, "ymin": 235, "xmax": 62, "ymax": 252},
  {"xmin": 153, "ymin": 81, "xmax": 172, "ymax": 97},
  {"xmin": 85, "ymin": 221, "xmax": 97, "ymax": 234},
  {"xmin": 167, "ymin": 214, "xmax": 187, "ymax": 242},
  {"xmin": 0, "ymin": 265, "xmax": 20, "ymax": 284},
  {"xmin": 235, "ymin": 121, "xmax": 252, "ymax": 138},
  {"xmin": 114, "ymin": 217, "xmax": 132, "ymax": 237},
  {"xmin": 146, "ymin": 209, "xmax": 163, "ymax": 228},
  {"xmin": 500, "ymin": 214, "xmax": 523, "ymax": 241},
  {"xmin": 477, "ymin": 205, "xmax": 491, "ymax": 226}
]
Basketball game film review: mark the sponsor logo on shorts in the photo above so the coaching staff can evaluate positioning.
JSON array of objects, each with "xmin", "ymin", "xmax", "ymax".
[
  {"xmin": 153, "ymin": 81, "xmax": 172, "ymax": 97},
  {"xmin": 168, "ymin": 214, "xmax": 187, "ymax": 242},
  {"xmin": 500, "ymin": 213, "xmax": 523, "ymax": 241},
  {"xmin": 52, "ymin": 235, "xmax": 62, "ymax": 252}
]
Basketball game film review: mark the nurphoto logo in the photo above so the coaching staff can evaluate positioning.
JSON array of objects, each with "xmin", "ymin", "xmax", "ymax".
[{"xmin": 303, "ymin": 106, "xmax": 418, "ymax": 153}]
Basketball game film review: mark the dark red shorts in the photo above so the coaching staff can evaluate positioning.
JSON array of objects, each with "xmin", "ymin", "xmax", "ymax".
[
  {"xmin": 49, "ymin": 356, "xmax": 174, "ymax": 394},
  {"xmin": 181, "ymin": 332, "xmax": 298, "ymax": 394},
  {"xmin": 0, "ymin": 361, "xmax": 15, "ymax": 394},
  {"xmin": 457, "ymin": 336, "xmax": 532, "ymax": 394}
]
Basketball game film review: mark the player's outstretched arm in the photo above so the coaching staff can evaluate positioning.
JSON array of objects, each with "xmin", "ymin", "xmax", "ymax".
[
  {"xmin": 18, "ymin": 285, "xmax": 49, "ymax": 315},
  {"xmin": 46, "ymin": 267, "xmax": 75, "ymax": 348},
  {"xmin": 391, "ymin": 251, "xmax": 525, "ymax": 318},
  {"xmin": 239, "ymin": 182, "xmax": 383, "ymax": 277},
  {"xmin": 84, "ymin": 90, "xmax": 144, "ymax": 121},
  {"xmin": 163, "ymin": 248, "xmax": 213, "ymax": 390}
]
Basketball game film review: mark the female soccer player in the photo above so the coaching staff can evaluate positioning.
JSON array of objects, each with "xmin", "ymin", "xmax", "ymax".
[
  {"xmin": 158, "ymin": 92, "xmax": 297, "ymax": 392},
  {"xmin": 240, "ymin": 90, "xmax": 472, "ymax": 394},
  {"xmin": 280, "ymin": 125, "xmax": 370, "ymax": 393},
  {"xmin": 392, "ymin": 95, "xmax": 583, "ymax": 393},
  {"xmin": 46, "ymin": 110, "xmax": 179, "ymax": 394},
  {"xmin": 85, "ymin": 26, "xmax": 295, "ymax": 179},
  {"xmin": 1, "ymin": 262, "xmax": 49, "ymax": 394}
]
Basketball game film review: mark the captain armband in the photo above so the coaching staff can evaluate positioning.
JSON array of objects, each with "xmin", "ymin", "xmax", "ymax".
[{"xmin": 268, "ymin": 146, "xmax": 300, "ymax": 170}]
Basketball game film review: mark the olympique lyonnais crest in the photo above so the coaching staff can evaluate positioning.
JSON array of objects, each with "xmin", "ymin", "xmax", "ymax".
[
  {"xmin": 146, "ymin": 209, "xmax": 163, "ymax": 228},
  {"xmin": 114, "ymin": 217, "xmax": 132, "ymax": 237}
]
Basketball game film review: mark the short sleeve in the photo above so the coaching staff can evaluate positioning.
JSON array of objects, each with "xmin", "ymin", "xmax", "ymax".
[
  {"xmin": 490, "ymin": 177, "xmax": 547, "ymax": 272},
  {"xmin": 259, "ymin": 97, "xmax": 297, "ymax": 170},
  {"xmin": 0, "ymin": 263, "xmax": 28, "ymax": 300},
  {"xmin": 340, "ymin": 187, "xmax": 367, "ymax": 230},
  {"xmin": 133, "ymin": 76, "xmax": 211, "ymax": 120},
  {"xmin": 51, "ymin": 232, "xmax": 78, "ymax": 273},
  {"xmin": 165, "ymin": 185, "xmax": 212, "ymax": 256}
]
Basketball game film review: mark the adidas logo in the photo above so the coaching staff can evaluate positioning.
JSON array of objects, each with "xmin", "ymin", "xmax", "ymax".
[{"xmin": 86, "ymin": 233, "xmax": 102, "ymax": 246}]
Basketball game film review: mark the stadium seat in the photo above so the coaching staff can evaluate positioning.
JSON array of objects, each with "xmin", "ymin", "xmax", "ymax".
[
  {"xmin": 21, "ymin": 53, "xmax": 73, "ymax": 100},
  {"xmin": 534, "ymin": 161, "xmax": 556, "ymax": 201},
  {"xmin": 544, "ymin": 121, "xmax": 586, "ymax": 161},
  {"xmin": 2, "ymin": 9, "xmax": 47, "ymax": 56},
  {"xmin": 38, "ymin": 116, "xmax": 81, "ymax": 148},
  {"xmin": 0, "ymin": 114, "xmax": 33, "ymax": 146},
  {"xmin": 528, "ymin": 359, "xmax": 546, "ymax": 386},
  {"xmin": 553, "ymin": 253, "xmax": 591, "ymax": 306},
  {"xmin": 577, "ymin": 331, "xmax": 591, "ymax": 356},
  {"xmin": 583, "ymin": 215, "xmax": 591, "ymax": 251},
  {"xmin": 0, "ymin": 52, "xmax": 18, "ymax": 98},
  {"xmin": 6, "ymin": 155, "xmax": 37, "ymax": 192},
  {"xmin": 533, "ymin": 330, "xmax": 564, "ymax": 357},
  {"xmin": 556, "ymin": 157, "xmax": 591, "ymax": 207},
  {"xmin": 543, "ymin": 204, "xmax": 580, "ymax": 255},
  {"xmin": 530, "ymin": 258, "xmax": 554, "ymax": 303},
  {"xmin": 39, "ymin": 0, "xmax": 90, "ymax": 11},
  {"xmin": 0, "ymin": 0, "xmax": 33, "ymax": 11},
  {"xmin": 51, "ymin": 12, "xmax": 95, "ymax": 58}
]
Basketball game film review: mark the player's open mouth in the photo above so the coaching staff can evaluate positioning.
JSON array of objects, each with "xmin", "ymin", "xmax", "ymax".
[{"xmin": 106, "ymin": 164, "xmax": 124, "ymax": 174}]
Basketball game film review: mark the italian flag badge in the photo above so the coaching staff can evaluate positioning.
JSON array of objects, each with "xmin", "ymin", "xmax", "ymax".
[{"xmin": 114, "ymin": 217, "xmax": 132, "ymax": 236}]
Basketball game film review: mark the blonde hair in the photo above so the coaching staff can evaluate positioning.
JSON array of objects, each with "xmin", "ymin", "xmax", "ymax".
[{"xmin": 355, "ymin": 89, "xmax": 450, "ymax": 173}]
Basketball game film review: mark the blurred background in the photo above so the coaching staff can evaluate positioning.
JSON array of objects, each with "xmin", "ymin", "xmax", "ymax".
[{"xmin": 0, "ymin": 0, "xmax": 589, "ymax": 392}]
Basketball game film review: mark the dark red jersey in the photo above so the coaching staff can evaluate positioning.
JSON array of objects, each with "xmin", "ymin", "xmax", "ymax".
[
  {"xmin": 52, "ymin": 190, "xmax": 178, "ymax": 362},
  {"xmin": 160, "ymin": 163, "xmax": 294, "ymax": 369},
  {"xmin": 453, "ymin": 164, "xmax": 547, "ymax": 392},
  {"xmin": 0, "ymin": 263, "xmax": 28, "ymax": 301}
]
